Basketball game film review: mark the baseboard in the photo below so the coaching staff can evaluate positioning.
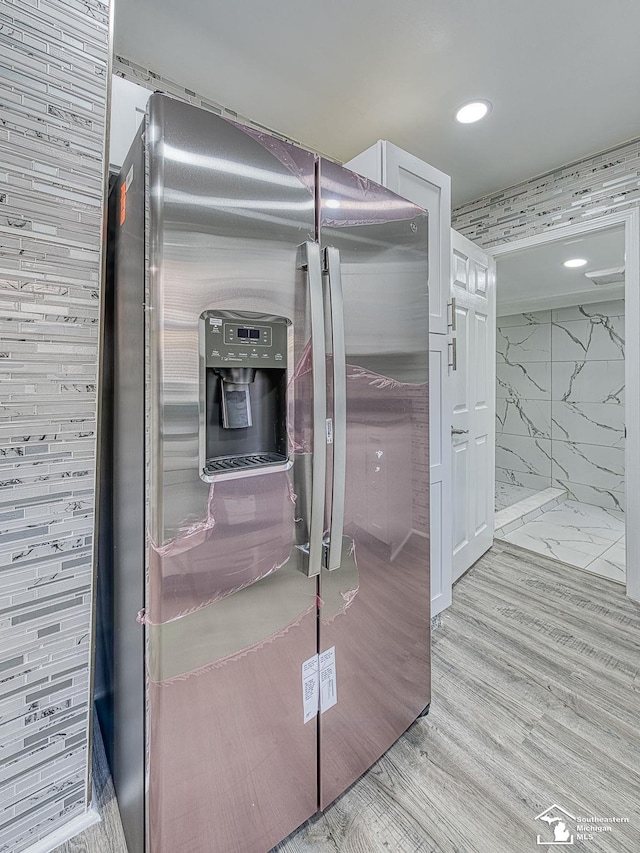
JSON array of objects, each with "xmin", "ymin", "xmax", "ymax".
[
  {"xmin": 410, "ymin": 527, "xmax": 428, "ymax": 540},
  {"xmin": 18, "ymin": 808, "xmax": 101, "ymax": 853},
  {"xmin": 390, "ymin": 528, "xmax": 415, "ymax": 562}
]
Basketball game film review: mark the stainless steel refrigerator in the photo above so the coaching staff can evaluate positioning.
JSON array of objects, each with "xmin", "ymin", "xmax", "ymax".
[{"xmin": 103, "ymin": 93, "xmax": 430, "ymax": 853}]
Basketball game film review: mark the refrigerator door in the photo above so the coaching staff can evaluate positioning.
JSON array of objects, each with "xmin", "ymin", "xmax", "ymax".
[
  {"xmin": 144, "ymin": 96, "xmax": 321, "ymax": 853},
  {"xmin": 318, "ymin": 159, "xmax": 431, "ymax": 808}
]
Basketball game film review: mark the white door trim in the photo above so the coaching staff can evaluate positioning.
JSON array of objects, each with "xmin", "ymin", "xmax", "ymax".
[
  {"xmin": 488, "ymin": 208, "xmax": 640, "ymax": 602},
  {"xmin": 429, "ymin": 333, "xmax": 452, "ymax": 615}
]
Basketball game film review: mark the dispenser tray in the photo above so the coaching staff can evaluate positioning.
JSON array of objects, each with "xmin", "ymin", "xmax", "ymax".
[{"xmin": 204, "ymin": 452, "xmax": 287, "ymax": 475}]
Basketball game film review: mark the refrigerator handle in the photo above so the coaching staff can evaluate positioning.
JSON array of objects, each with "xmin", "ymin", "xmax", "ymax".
[
  {"xmin": 325, "ymin": 247, "xmax": 346, "ymax": 571},
  {"xmin": 300, "ymin": 241, "xmax": 327, "ymax": 578}
]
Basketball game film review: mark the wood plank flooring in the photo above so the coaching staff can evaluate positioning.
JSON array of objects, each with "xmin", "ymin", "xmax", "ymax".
[{"xmin": 57, "ymin": 541, "xmax": 640, "ymax": 853}]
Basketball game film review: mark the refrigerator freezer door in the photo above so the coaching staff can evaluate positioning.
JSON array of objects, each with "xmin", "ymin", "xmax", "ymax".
[
  {"xmin": 143, "ymin": 96, "xmax": 320, "ymax": 853},
  {"xmin": 318, "ymin": 159, "xmax": 431, "ymax": 808}
]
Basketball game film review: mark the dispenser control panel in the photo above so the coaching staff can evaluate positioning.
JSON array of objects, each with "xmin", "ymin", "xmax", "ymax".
[
  {"xmin": 224, "ymin": 323, "xmax": 271, "ymax": 347},
  {"xmin": 203, "ymin": 312, "xmax": 289, "ymax": 369}
]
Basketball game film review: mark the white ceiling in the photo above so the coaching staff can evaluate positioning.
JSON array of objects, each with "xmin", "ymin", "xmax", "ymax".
[
  {"xmin": 114, "ymin": 0, "xmax": 640, "ymax": 206},
  {"xmin": 496, "ymin": 226, "xmax": 625, "ymax": 316}
]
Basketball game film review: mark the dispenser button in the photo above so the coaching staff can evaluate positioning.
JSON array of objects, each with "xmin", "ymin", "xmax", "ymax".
[{"xmin": 274, "ymin": 353, "xmax": 283, "ymax": 361}]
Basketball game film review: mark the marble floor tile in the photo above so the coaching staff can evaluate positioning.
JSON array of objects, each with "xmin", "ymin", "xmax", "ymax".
[
  {"xmin": 586, "ymin": 540, "xmax": 626, "ymax": 584},
  {"xmin": 501, "ymin": 499, "xmax": 627, "ymax": 579},
  {"xmin": 503, "ymin": 518, "xmax": 614, "ymax": 568},
  {"xmin": 535, "ymin": 500, "xmax": 625, "ymax": 543}
]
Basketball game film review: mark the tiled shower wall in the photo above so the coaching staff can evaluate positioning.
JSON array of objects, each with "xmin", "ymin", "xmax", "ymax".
[
  {"xmin": 451, "ymin": 137, "xmax": 640, "ymax": 249},
  {"xmin": 0, "ymin": 1, "xmax": 109, "ymax": 851},
  {"xmin": 496, "ymin": 300, "xmax": 625, "ymax": 512}
]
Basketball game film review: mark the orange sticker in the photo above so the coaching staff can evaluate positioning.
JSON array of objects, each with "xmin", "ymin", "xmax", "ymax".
[{"xmin": 119, "ymin": 182, "xmax": 127, "ymax": 225}]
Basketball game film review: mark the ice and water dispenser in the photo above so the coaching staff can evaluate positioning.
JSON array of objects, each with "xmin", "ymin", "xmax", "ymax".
[{"xmin": 200, "ymin": 311, "xmax": 291, "ymax": 477}]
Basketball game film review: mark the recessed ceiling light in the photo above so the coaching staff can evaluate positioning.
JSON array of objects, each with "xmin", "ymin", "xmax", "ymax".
[
  {"xmin": 455, "ymin": 100, "xmax": 492, "ymax": 124},
  {"xmin": 563, "ymin": 258, "xmax": 588, "ymax": 268}
]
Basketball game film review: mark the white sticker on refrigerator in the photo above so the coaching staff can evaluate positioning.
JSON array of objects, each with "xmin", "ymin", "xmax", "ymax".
[
  {"xmin": 319, "ymin": 646, "xmax": 337, "ymax": 713},
  {"xmin": 302, "ymin": 654, "xmax": 319, "ymax": 724},
  {"xmin": 325, "ymin": 418, "xmax": 333, "ymax": 444}
]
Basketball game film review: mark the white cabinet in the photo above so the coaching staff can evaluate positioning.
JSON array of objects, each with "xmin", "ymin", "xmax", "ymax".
[
  {"xmin": 345, "ymin": 141, "xmax": 451, "ymax": 335},
  {"xmin": 345, "ymin": 142, "xmax": 453, "ymax": 616}
]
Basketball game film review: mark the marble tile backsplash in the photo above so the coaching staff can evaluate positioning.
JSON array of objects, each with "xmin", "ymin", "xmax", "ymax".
[
  {"xmin": 496, "ymin": 300, "xmax": 625, "ymax": 512},
  {"xmin": 0, "ymin": 1, "xmax": 109, "ymax": 851},
  {"xmin": 452, "ymin": 138, "xmax": 640, "ymax": 248},
  {"xmin": 112, "ymin": 55, "xmax": 335, "ymax": 159}
]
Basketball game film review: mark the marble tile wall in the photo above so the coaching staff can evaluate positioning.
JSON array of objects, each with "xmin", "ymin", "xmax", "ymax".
[
  {"xmin": 0, "ymin": 1, "xmax": 109, "ymax": 851},
  {"xmin": 452, "ymin": 138, "xmax": 640, "ymax": 249},
  {"xmin": 496, "ymin": 300, "xmax": 625, "ymax": 512}
]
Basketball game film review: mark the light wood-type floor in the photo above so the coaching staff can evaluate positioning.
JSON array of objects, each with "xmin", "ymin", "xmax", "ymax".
[{"xmin": 57, "ymin": 541, "xmax": 640, "ymax": 853}]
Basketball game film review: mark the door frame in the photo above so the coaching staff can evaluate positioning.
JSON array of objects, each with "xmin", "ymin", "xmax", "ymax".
[{"xmin": 488, "ymin": 207, "xmax": 640, "ymax": 602}]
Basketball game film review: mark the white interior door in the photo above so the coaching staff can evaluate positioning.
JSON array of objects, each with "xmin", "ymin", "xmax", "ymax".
[{"xmin": 451, "ymin": 229, "xmax": 496, "ymax": 581}]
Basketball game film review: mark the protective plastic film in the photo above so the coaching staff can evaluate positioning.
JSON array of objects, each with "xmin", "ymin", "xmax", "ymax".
[
  {"xmin": 318, "ymin": 158, "xmax": 430, "ymax": 809},
  {"xmin": 147, "ymin": 471, "xmax": 295, "ymax": 625},
  {"xmin": 147, "ymin": 376, "xmax": 318, "ymax": 853},
  {"xmin": 144, "ymin": 98, "xmax": 319, "ymax": 853},
  {"xmin": 319, "ymin": 365, "xmax": 430, "ymax": 808}
]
